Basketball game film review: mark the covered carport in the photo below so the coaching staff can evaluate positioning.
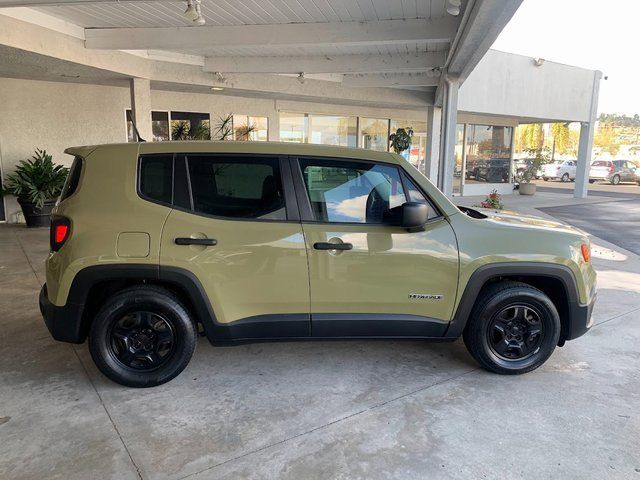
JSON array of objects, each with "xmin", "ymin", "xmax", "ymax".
[{"xmin": 0, "ymin": 0, "xmax": 522, "ymax": 221}]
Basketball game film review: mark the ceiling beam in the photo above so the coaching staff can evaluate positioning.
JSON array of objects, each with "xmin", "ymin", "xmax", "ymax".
[
  {"xmin": 342, "ymin": 72, "xmax": 440, "ymax": 88},
  {"xmin": 84, "ymin": 18, "xmax": 459, "ymax": 50},
  {"xmin": 203, "ymin": 51, "xmax": 446, "ymax": 74}
]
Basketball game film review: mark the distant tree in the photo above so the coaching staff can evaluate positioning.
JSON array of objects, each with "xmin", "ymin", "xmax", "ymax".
[
  {"xmin": 516, "ymin": 124, "xmax": 544, "ymax": 152},
  {"xmin": 550, "ymin": 123, "xmax": 571, "ymax": 158},
  {"xmin": 594, "ymin": 124, "xmax": 620, "ymax": 156}
]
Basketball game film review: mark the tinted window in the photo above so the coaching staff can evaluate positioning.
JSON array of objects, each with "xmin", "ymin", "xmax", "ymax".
[
  {"xmin": 300, "ymin": 159, "xmax": 407, "ymax": 223},
  {"xmin": 60, "ymin": 156, "xmax": 82, "ymax": 201},
  {"xmin": 139, "ymin": 155, "xmax": 173, "ymax": 204},
  {"xmin": 187, "ymin": 156, "xmax": 286, "ymax": 220}
]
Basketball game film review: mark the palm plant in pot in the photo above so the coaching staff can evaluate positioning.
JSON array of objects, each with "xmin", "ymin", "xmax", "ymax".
[
  {"xmin": 516, "ymin": 148, "xmax": 549, "ymax": 196},
  {"xmin": 1, "ymin": 149, "xmax": 69, "ymax": 227}
]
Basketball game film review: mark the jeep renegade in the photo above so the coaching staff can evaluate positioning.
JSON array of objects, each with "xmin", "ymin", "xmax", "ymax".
[{"xmin": 39, "ymin": 142, "xmax": 597, "ymax": 387}]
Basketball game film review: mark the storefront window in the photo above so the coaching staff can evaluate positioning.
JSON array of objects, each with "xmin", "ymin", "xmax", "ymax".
[
  {"xmin": 464, "ymin": 125, "xmax": 513, "ymax": 183},
  {"xmin": 452, "ymin": 124, "xmax": 465, "ymax": 194},
  {"xmin": 152, "ymin": 111, "xmax": 170, "ymax": 141},
  {"xmin": 310, "ymin": 114, "xmax": 357, "ymax": 147},
  {"xmin": 390, "ymin": 119, "xmax": 427, "ymax": 171},
  {"xmin": 233, "ymin": 115, "xmax": 268, "ymax": 141},
  {"xmin": 171, "ymin": 111, "xmax": 210, "ymax": 140},
  {"xmin": 360, "ymin": 118, "xmax": 389, "ymax": 151},
  {"xmin": 280, "ymin": 112, "xmax": 308, "ymax": 143}
]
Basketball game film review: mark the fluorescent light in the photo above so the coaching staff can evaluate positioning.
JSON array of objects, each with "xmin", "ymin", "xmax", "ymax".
[{"xmin": 211, "ymin": 86, "xmax": 224, "ymax": 91}]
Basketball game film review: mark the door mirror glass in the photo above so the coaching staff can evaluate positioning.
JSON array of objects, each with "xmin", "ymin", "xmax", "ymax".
[{"xmin": 400, "ymin": 202, "xmax": 429, "ymax": 231}]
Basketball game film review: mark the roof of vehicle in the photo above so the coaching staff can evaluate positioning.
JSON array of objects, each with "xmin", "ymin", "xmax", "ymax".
[{"xmin": 65, "ymin": 141, "xmax": 404, "ymax": 165}]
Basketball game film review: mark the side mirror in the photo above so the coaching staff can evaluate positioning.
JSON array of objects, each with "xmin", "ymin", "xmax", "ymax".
[{"xmin": 400, "ymin": 202, "xmax": 428, "ymax": 232}]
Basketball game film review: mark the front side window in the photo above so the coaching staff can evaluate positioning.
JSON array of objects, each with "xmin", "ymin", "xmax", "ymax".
[
  {"xmin": 299, "ymin": 159, "xmax": 407, "ymax": 224},
  {"xmin": 187, "ymin": 156, "xmax": 286, "ymax": 220},
  {"xmin": 139, "ymin": 155, "xmax": 173, "ymax": 204}
]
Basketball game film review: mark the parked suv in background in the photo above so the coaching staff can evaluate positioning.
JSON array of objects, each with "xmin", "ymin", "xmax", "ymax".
[
  {"xmin": 589, "ymin": 159, "xmax": 640, "ymax": 185},
  {"xmin": 40, "ymin": 142, "xmax": 597, "ymax": 387},
  {"xmin": 542, "ymin": 160, "xmax": 577, "ymax": 182}
]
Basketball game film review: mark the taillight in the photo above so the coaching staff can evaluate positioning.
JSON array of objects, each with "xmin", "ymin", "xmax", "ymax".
[
  {"xmin": 50, "ymin": 216, "xmax": 71, "ymax": 252},
  {"xmin": 581, "ymin": 243, "xmax": 591, "ymax": 262},
  {"xmin": 609, "ymin": 164, "xmax": 614, "ymax": 172},
  {"xmin": 556, "ymin": 165, "xmax": 561, "ymax": 170}
]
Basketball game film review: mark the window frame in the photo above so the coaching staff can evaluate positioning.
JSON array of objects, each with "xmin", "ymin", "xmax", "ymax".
[
  {"xmin": 178, "ymin": 153, "xmax": 299, "ymax": 223},
  {"xmin": 290, "ymin": 156, "xmax": 443, "ymax": 226}
]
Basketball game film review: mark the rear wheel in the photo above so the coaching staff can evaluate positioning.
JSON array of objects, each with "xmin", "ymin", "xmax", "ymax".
[
  {"xmin": 561, "ymin": 173, "xmax": 570, "ymax": 182},
  {"xmin": 589, "ymin": 179, "xmax": 595, "ymax": 184},
  {"xmin": 89, "ymin": 285, "xmax": 197, "ymax": 387},
  {"xmin": 463, "ymin": 281, "xmax": 560, "ymax": 375},
  {"xmin": 543, "ymin": 177, "xmax": 549, "ymax": 181},
  {"xmin": 611, "ymin": 174, "xmax": 621, "ymax": 185}
]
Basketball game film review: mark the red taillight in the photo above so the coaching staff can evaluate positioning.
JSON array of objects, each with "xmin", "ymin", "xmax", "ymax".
[
  {"xmin": 609, "ymin": 164, "xmax": 614, "ymax": 172},
  {"xmin": 50, "ymin": 217, "xmax": 71, "ymax": 251},
  {"xmin": 581, "ymin": 243, "xmax": 591, "ymax": 262}
]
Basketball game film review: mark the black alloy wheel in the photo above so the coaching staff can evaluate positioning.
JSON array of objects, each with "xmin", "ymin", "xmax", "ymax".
[{"xmin": 487, "ymin": 304, "xmax": 543, "ymax": 361}]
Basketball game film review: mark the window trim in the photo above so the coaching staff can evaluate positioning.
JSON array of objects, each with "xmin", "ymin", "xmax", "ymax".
[
  {"xmin": 60, "ymin": 156, "xmax": 84, "ymax": 203},
  {"xmin": 291, "ymin": 155, "xmax": 443, "ymax": 226}
]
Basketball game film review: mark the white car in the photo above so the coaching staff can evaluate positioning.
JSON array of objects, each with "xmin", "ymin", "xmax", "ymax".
[{"xmin": 542, "ymin": 160, "xmax": 577, "ymax": 182}]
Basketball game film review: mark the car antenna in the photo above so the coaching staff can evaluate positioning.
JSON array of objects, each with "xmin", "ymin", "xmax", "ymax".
[{"xmin": 126, "ymin": 109, "xmax": 146, "ymax": 142}]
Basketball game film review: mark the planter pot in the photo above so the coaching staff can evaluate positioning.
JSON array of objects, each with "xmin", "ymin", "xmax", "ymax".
[
  {"xmin": 17, "ymin": 198, "xmax": 56, "ymax": 227},
  {"xmin": 519, "ymin": 182, "xmax": 537, "ymax": 196}
]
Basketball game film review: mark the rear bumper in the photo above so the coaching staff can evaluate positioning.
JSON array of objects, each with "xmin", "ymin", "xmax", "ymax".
[
  {"xmin": 39, "ymin": 284, "xmax": 85, "ymax": 344},
  {"xmin": 564, "ymin": 293, "xmax": 596, "ymax": 341}
]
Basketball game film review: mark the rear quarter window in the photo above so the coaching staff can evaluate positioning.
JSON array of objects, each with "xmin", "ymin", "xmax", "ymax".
[
  {"xmin": 60, "ymin": 156, "xmax": 83, "ymax": 201},
  {"xmin": 139, "ymin": 155, "xmax": 174, "ymax": 205}
]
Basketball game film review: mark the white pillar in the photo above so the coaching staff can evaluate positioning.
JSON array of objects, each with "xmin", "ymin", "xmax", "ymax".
[
  {"xmin": 129, "ymin": 78, "xmax": 152, "ymax": 141},
  {"xmin": 425, "ymin": 106, "xmax": 442, "ymax": 183},
  {"xmin": 574, "ymin": 71, "xmax": 602, "ymax": 199},
  {"xmin": 440, "ymin": 77, "xmax": 459, "ymax": 196}
]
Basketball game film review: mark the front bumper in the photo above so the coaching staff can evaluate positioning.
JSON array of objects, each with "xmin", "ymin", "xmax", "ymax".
[
  {"xmin": 39, "ymin": 284, "xmax": 85, "ymax": 344},
  {"xmin": 564, "ymin": 293, "xmax": 596, "ymax": 342}
]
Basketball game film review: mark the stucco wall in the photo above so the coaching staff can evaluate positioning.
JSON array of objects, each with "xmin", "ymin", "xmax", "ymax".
[{"xmin": 459, "ymin": 50, "xmax": 598, "ymax": 123}]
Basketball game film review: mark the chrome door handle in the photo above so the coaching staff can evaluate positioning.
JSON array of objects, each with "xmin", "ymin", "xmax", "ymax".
[
  {"xmin": 175, "ymin": 237, "xmax": 217, "ymax": 246},
  {"xmin": 313, "ymin": 242, "xmax": 353, "ymax": 251}
]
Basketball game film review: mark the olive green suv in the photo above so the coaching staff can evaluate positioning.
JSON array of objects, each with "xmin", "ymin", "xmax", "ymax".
[{"xmin": 39, "ymin": 142, "xmax": 597, "ymax": 387}]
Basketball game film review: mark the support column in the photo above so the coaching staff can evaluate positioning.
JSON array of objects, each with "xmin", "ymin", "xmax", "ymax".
[
  {"xmin": 268, "ymin": 100, "xmax": 280, "ymax": 141},
  {"xmin": 440, "ymin": 76, "xmax": 459, "ymax": 196},
  {"xmin": 129, "ymin": 78, "xmax": 152, "ymax": 141},
  {"xmin": 425, "ymin": 106, "xmax": 442, "ymax": 183},
  {"xmin": 574, "ymin": 71, "xmax": 602, "ymax": 199}
]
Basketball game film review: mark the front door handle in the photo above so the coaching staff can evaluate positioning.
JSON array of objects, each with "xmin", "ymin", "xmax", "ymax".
[
  {"xmin": 313, "ymin": 242, "xmax": 353, "ymax": 251},
  {"xmin": 175, "ymin": 237, "xmax": 217, "ymax": 246}
]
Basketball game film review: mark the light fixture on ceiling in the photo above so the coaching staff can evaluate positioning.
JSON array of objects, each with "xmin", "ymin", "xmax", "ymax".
[
  {"xmin": 211, "ymin": 86, "xmax": 224, "ymax": 91},
  {"xmin": 445, "ymin": 0, "xmax": 461, "ymax": 16},
  {"xmin": 426, "ymin": 67, "xmax": 441, "ymax": 78},
  {"xmin": 184, "ymin": 0, "xmax": 205, "ymax": 25},
  {"xmin": 297, "ymin": 72, "xmax": 305, "ymax": 84},
  {"xmin": 533, "ymin": 57, "xmax": 545, "ymax": 67},
  {"xmin": 214, "ymin": 72, "xmax": 226, "ymax": 83}
]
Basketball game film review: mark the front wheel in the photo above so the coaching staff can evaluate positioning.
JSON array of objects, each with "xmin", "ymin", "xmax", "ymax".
[
  {"xmin": 463, "ymin": 281, "xmax": 560, "ymax": 375},
  {"xmin": 561, "ymin": 173, "xmax": 570, "ymax": 182},
  {"xmin": 611, "ymin": 174, "xmax": 621, "ymax": 185},
  {"xmin": 89, "ymin": 285, "xmax": 197, "ymax": 387}
]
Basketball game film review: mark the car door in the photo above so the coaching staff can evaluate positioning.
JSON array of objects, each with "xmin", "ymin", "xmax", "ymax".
[
  {"xmin": 623, "ymin": 161, "xmax": 635, "ymax": 181},
  {"xmin": 292, "ymin": 156, "xmax": 459, "ymax": 338},
  {"xmin": 567, "ymin": 161, "xmax": 577, "ymax": 179},
  {"xmin": 160, "ymin": 153, "xmax": 310, "ymax": 339}
]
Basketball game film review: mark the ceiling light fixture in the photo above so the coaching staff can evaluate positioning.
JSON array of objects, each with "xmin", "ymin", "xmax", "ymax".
[
  {"xmin": 426, "ymin": 67, "xmax": 441, "ymax": 78},
  {"xmin": 445, "ymin": 0, "xmax": 461, "ymax": 16},
  {"xmin": 184, "ymin": 0, "xmax": 205, "ymax": 25},
  {"xmin": 533, "ymin": 57, "xmax": 545, "ymax": 66},
  {"xmin": 214, "ymin": 72, "xmax": 226, "ymax": 83},
  {"xmin": 297, "ymin": 72, "xmax": 305, "ymax": 84},
  {"xmin": 211, "ymin": 86, "xmax": 224, "ymax": 91}
]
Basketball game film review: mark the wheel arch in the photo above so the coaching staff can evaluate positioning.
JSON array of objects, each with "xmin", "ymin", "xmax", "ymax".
[{"xmin": 445, "ymin": 263, "xmax": 580, "ymax": 345}]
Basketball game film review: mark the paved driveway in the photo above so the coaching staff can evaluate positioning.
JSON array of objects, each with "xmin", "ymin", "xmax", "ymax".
[{"xmin": 1, "ymin": 224, "xmax": 639, "ymax": 480}]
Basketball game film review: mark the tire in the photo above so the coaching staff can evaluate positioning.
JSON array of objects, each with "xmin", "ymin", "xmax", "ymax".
[
  {"xmin": 89, "ymin": 285, "xmax": 197, "ymax": 387},
  {"xmin": 611, "ymin": 174, "xmax": 621, "ymax": 185},
  {"xmin": 561, "ymin": 173, "xmax": 570, "ymax": 182},
  {"xmin": 463, "ymin": 281, "xmax": 560, "ymax": 375},
  {"xmin": 543, "ymin": 177, "xmax": 549, "ymax": 181},
  {"xmin": 589, "ymin": 179, "xmax": 595, "ymax": 184}
]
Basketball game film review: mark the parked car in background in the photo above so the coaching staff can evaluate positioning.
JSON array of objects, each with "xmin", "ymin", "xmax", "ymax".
[
  {"xmin": 466, "ymin": 157, "xmax": 510, "ymax": 183},
  {"xmin": 542, "ymin": 160, "xmax": 577, "ymax": 182},
  {"xmin": 589, "ymin": 160, "xmax": 640, "ymax": 185}
]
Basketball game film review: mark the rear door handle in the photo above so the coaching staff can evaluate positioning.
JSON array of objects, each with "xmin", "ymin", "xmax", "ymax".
[
  {"xmin": 175, "ymin": 237, "xmax": 217, "ymax": 246},
  {"xmin": 313, "ymin": 242, "xmax": 353, "ymax": 251}
]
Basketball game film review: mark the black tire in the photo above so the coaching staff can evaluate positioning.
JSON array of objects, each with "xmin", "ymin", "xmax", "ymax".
[
  {"xmin": 561, "ymin": 173, "xmax": 570, "ymax": 182},
  {"xmin": 463, "ymin": 281, "xmax": 560, "ymax": 375},
  {"xmin": 611, "ymin": 174, "xmax": 621, "ymax": 185},
  {"xmin": 89, "ymin": 285, "xmax": 197, "ymax": 387},
  {"xmin": 543, "ymin": 177, "xmax": 549, "ymax": 181},
  {"xmin": 589, "ymin": 179, "xmax": 595, "ymax": 184}
]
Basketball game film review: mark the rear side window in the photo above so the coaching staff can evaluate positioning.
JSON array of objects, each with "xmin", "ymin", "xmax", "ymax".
[
  {"xmin": 60, "ymin": 156, "xmax": 82, "ymax": 201},
  {"xmin": 187, "ymin": 155, "xmax": 286, "ymax": 220},
  {"xmin": 139, "ymin": 155, "xmax": 173, "ymax": 205},
  {"xmin": 592, "ymin": 161, "xmax": 610, "ymax": 167}
]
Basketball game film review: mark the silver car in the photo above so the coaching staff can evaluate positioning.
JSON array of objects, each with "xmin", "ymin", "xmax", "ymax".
[{"xmin": 589, "ymin": 160, "xmax": 640, "ymax": 185}]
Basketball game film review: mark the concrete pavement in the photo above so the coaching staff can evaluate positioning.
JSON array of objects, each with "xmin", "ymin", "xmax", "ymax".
[{"xmin": 1, "ymin": 192, "xmax": 639, "ymax": 479}]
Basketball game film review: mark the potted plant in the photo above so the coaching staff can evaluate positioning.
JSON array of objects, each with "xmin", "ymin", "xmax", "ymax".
[
  {"xmin": 516, "ymin": 148, "xmax": 549, "ymax": 195},
  {"xmin": 389, "ymin": 127, "xmax": 414, "ymax": 154},
  {"xmin": 1, "ymin": 149, "xmax": 69, "ymax": 227}
]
